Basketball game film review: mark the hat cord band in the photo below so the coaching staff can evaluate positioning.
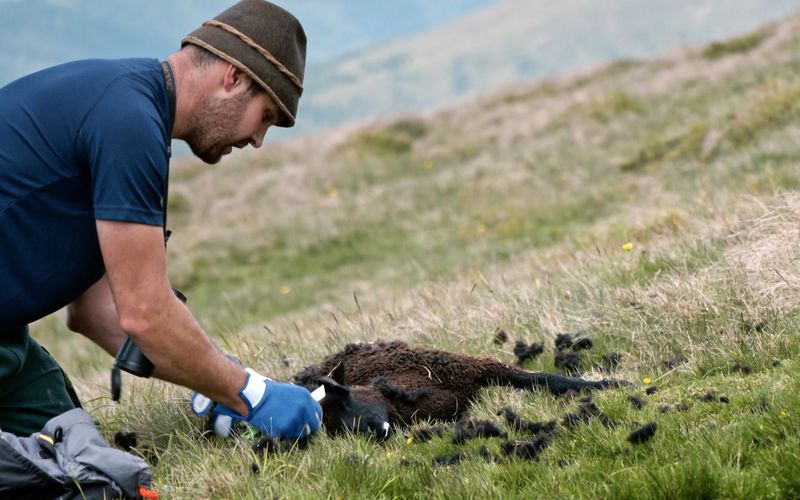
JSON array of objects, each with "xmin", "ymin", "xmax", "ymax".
[
  {"xmin": 182, "ymin": 35, "xmax": 295, "ymax": 123},
  {"xmin": 203, "ymin": 19, "xmax": 303, "ymax": 90}
]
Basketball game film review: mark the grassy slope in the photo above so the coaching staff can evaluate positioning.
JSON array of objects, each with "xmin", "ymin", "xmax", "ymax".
[{"xmin": 32, "ymin": 14, "xmax": 800, "ymax": 498}]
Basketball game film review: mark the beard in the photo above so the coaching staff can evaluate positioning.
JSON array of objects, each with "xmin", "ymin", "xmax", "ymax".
[{"xmin": 184, "ymin": 92, "xmax": 249, "ymax": 164}]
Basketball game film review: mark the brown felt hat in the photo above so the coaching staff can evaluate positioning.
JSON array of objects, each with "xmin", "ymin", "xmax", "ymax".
[{"xmin": 182, "ymin": 0, "xmax": 306, "ymax": 127}]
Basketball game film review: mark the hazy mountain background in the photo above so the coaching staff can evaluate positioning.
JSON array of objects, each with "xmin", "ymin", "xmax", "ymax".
[
  {"xmin": 304, "ymin": 0, "xmax": 800, "ymax": 137},
  {"xmin": 1, "ymin": 0, "xmax": 798, "ymax": 143},
  {"xmin": 0, "ymin": 0, "xmax": 494, "ymax": 83}
]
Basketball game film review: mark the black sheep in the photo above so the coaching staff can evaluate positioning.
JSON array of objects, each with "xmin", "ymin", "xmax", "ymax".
[{"xmin": 293, "ymin": 341, "xmax": 620, "ymax": 441}]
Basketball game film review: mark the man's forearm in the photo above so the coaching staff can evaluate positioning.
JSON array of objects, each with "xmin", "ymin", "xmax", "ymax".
[
  {"xmin": 123, "ymin": 292, "xmax": 249, "ymax": 415},
  {"xmin": 96, "ymin": 220, "xmax": 249, "ymax": 416},
  {"xmin": 69, "ymin": 275, "xmax": 248, "ymax": 414}
]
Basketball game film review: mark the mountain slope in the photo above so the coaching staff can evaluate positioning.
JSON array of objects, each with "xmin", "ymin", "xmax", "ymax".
[
  {"xmin": 157, "ymin": 12, "xmax": 800, "ymax": 333},
  {"xmin": 300, "ymin": 0, "xmax": 799, "ymax": 134},
  {"xmin": 2, "ymin": 0, "xmax": 798, "ymax": 141}
]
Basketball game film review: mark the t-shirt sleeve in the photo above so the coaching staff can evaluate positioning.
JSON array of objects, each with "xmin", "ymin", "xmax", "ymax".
[{"xmin": 79, "ymin": 78, "xmax": 168, "ymax": 226}]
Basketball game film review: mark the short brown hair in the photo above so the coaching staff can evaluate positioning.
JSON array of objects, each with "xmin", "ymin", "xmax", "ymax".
[{"xmin": 187, "ymin": 45, "xmax": 265, "ymax": 96}]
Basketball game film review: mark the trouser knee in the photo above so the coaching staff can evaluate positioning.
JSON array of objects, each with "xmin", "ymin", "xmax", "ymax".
[{"xmin": 0, "ymin": 326, "xmax": 80, "ymax": 436}]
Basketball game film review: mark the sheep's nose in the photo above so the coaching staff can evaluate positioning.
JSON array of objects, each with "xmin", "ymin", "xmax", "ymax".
[
  {"xmin": 364, "ymin": 421, "xmax": 391, "ymax": 442},
  {"xmin": 381, "ymin": 422, "xmax": 391, "ymax": 439},
  {"xmin": 374, "ymin": 421, "xmax": 391, "ymax": 443}
]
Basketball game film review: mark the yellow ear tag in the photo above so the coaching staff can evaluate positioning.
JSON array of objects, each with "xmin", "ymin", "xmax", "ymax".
[{"xmin": 38, "ymin": 433, "xmax": 55, "ymax": 445}]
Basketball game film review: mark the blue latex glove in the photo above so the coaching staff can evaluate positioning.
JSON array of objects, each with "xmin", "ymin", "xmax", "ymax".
[{"xmin": 192, "ymin": 368, "xmax": 322, "ymax": 440}]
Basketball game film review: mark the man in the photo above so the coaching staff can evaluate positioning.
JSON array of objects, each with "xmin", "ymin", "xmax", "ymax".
[{"xmin": 0, "ymin": 0, "xmax": 321, "ymax": 440}]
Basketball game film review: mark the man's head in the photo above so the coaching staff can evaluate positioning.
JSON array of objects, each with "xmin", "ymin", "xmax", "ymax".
[
  {"xmin": 180, "ymin": 46, "xmax": 282, "ymax": 164},
  {"xmin": 179, "ymin": 0, "xmax": 306, "ymax": 163}
]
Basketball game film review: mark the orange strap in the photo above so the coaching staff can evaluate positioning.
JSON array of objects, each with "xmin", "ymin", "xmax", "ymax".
[{"xmin": 139, "ymin": 485, "xmax": 159, "ymax": 499}]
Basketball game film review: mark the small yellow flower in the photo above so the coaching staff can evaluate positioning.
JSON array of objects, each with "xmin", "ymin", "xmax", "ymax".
[
  {"xmin": 642, "ymin": 377, "xmax": 652, "ymax": 385},
  {"xmin": 781, "ymin": 410, "xmax": 788, "ymax": 418},
  {"xmin": 759, "ymin": 424, "xmax": 764, "ymax": 431},
  {"xmin": 476, "ymin": 224, "xmax": 487, "ymax": 235},
  {"xmin": 280, "ymin": 285, "xmax": 291, "ymax": 295},
  {"xmin": 622, "ymin": 242, "xmax": 634, "ymax": 252},
  {"xmin": 424, "ymin": 159, "xmax": 434, "ymax": 170},
  {"xmin": 328, "ymin": 187, "xmax": 339, "ymax": 198},
  {"xmin": 406, "ymin": 436, "xmax": 414, "ymax": 445}
]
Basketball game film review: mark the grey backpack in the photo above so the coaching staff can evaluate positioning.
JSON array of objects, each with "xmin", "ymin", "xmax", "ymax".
[{"xmin": 0, "ymin": 408, "xmax": 156, "ymax": 499}]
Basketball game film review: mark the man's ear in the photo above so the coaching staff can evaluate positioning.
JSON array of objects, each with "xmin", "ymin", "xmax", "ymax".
[{"xmin": 221, "ymin": 64, "xmax": 251, "ymax": 94}]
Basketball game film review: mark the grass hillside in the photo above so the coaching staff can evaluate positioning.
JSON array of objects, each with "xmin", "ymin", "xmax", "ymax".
[{"xmin": 32, "ymin": 12, "xmax": 800, "ymax": 498}]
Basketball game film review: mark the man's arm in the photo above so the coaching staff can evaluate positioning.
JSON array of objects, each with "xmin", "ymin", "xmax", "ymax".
[
  {"xmin": 67, "ymin": 275, "xmax": 127, "ymax": 357},
  {"xmin": 68, "ymin": 275, "xmax": 210, "ymax": 381},
  {"xmin": 68, "ymin": 275, "xmax": 184, "ymax": 379},
  {"xmin": 94, "ymin": 219, "xmax": 248, "ymax": 416}
]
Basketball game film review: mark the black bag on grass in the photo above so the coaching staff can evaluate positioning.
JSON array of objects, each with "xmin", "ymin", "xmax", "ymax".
[{"xmin": 0, "ymin": 408, "xmax": 156, "ymax": 499}]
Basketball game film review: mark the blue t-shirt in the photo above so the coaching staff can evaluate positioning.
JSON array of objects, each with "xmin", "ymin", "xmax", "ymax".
[{"xmin": 0, "ymin": 58, "xmax": 173, "ymax": 330}]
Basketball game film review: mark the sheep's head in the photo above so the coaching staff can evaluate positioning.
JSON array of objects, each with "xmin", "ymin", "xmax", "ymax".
[{"xmin": 317, "ymin": 362, "xmax": 392, "ymax": 442}]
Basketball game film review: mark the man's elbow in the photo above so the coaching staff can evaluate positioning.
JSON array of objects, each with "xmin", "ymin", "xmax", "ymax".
[
  {"xmin": 66, "ymin": 307, "xmax": 91, "ymax": 334},
  {"xmin": 117, "ymin": 311, "xmax": 155, "ymax": 341},
  {"xmin": 66, "ymin": 313, "xmax": 83, "ymax": 334},
  {"xmin": 116, "ymin": 296, "xmax": 174, "ymax": 341}
]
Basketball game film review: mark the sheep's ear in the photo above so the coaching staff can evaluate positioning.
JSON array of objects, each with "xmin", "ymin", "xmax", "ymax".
[
  {"xmin": 318, "ymin": 376, "xmax": 350, "ymax": 403},
  {"xmin": 328, "ymin": 361, "xmax": 346, "ymax": 385}
]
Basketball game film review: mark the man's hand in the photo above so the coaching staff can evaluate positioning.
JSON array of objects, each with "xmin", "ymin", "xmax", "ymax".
[{"xmin": 192, "ymin": 369, "xmax": 322, "ymax": 440}]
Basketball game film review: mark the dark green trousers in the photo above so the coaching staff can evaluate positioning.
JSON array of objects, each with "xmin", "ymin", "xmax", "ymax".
[{"xmin": 0, "ymin": 326, "xmax": 81, "ymax": 436}]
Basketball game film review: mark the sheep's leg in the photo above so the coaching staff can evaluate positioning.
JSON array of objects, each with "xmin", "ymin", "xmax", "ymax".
[
  {"xmin": 494, "ymin": 370, "xmax": 617, "ymax": 395},
  {"xmin": 373, "ymin": 377, "xmax": 430, "ymax": 404}
]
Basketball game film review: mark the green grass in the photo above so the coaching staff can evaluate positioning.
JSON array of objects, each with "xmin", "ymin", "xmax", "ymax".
[
  {"xmin": 575, "ymin": 90, "xmax": 645, "ymax": 124},
  {"xmin": 27, "ymin": 14, "xmax": 800, "ymax": 498},
  {"xmin": 93, "ymin": 346, "xmax": 800, "ymax": 498},
  {"xmin": 702, "ymin": 29, "xmax": 770, "ymax": 60}
]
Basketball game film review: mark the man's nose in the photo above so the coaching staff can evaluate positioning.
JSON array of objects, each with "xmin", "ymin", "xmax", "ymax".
[{"xmin": 249, "ymin": 124, "xmax": 269, "ymax": 148}]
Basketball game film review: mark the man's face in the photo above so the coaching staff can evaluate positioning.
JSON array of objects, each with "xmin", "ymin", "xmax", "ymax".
[{"xmin": 185, "ymin": 86, "xmax": 279, "ymax": 164}]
